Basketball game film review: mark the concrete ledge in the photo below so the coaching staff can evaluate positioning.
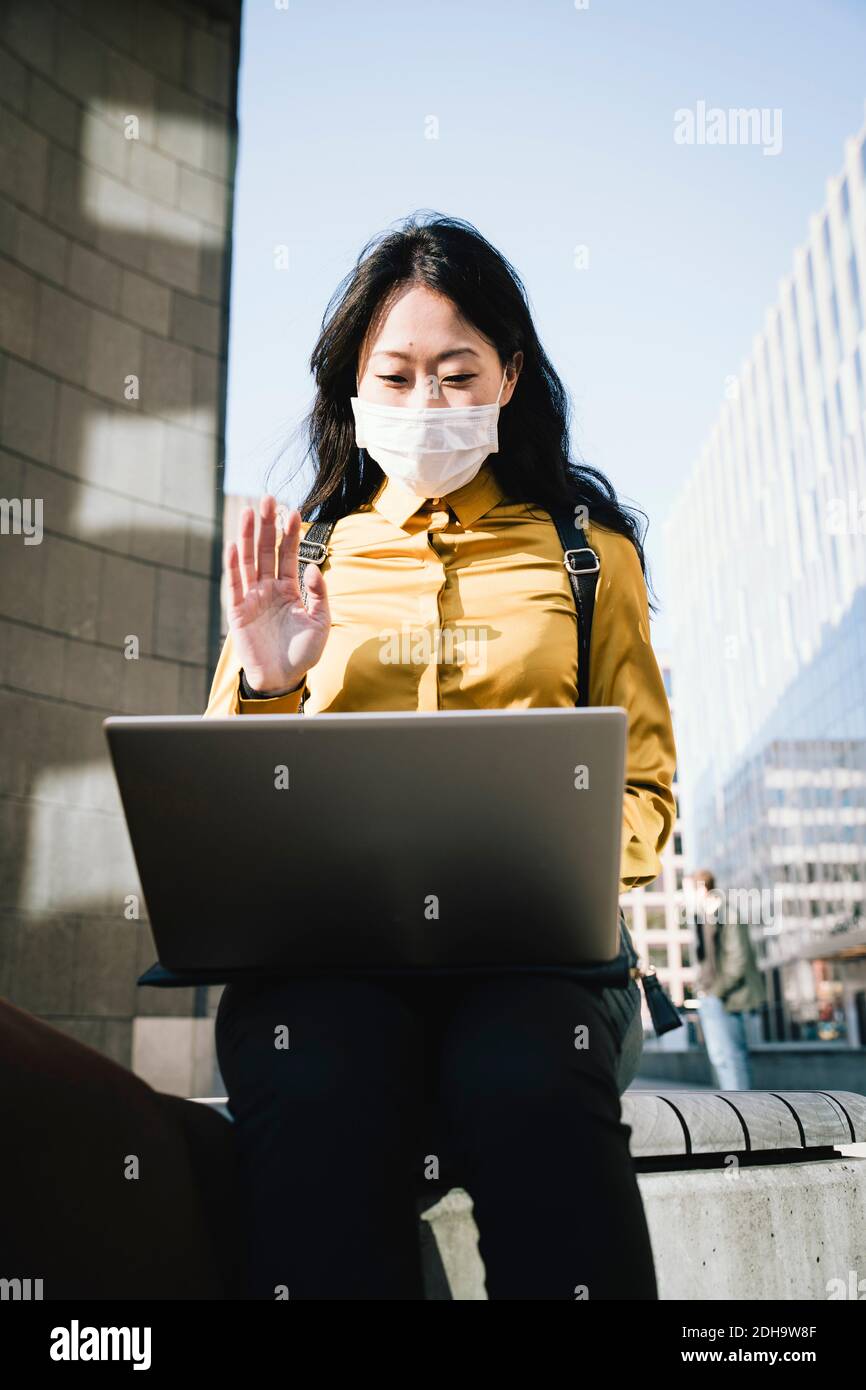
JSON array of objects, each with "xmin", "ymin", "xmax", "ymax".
[
  {"xmin": 419, "ymin": 1190, "xmax": 486, "ymax": 1301},
  {"xmin": 639, "ymin": 1156, "xmax": 866, "ymax": 1300}
]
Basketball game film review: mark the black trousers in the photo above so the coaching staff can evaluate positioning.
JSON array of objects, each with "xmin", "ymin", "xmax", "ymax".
[{"xmin": 215, "ymin": 969, "xmax": 657, "ymax": 1300}]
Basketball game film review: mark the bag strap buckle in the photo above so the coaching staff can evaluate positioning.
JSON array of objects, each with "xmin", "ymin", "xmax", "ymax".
[
  {"xmin": 298, "ymin": 539, "xmax": 328, "ymax": 564},
  {"xmin": 563, "ymin": 547, "xmax": 600, "ymax": 576}
]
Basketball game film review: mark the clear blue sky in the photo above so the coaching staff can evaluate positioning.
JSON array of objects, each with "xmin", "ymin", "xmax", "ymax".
[{"xmin": 224, "ymin": 0, "xmax": 866, "ymax": 643}]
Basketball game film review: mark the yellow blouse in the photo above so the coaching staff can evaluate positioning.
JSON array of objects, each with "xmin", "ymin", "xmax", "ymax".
[{"xmin": 204, "ymin": 462, "xmax": 677, "ymax": 891}]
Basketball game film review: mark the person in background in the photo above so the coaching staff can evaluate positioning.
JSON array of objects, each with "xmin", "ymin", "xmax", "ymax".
[{"xmin": 692, "ymin": 869, "xmax": 766, "ymax": 1090}]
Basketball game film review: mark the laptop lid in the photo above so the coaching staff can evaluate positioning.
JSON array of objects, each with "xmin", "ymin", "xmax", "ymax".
[{"xmin": 104, "ymin": 708, "xmax": 627, "ymax": 974}]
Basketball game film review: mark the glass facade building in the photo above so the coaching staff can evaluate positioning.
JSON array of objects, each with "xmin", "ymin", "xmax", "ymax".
[{"xmin": 667, "ymin": 112, "xmax": 866, "ymax": 1045}]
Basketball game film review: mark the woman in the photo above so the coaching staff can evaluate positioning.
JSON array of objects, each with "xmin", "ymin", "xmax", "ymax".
[{"xmin": 204, "ymin": 213, "xmax": 677, "ymax": 1300}]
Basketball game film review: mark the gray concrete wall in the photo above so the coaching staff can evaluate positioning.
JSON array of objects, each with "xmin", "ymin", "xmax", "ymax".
[
  {"xmin": 0, "ymin": 0, "xmax": 241, "ymax": 1093},
  {"xmin": 639, "ymin": 1158, "xmax": 866, "ymax": 1301}
]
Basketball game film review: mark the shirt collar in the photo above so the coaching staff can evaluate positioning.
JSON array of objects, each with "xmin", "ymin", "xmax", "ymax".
[{"xmin": 370, "ymin": 461, "xmax": 505, "ymax": 530}]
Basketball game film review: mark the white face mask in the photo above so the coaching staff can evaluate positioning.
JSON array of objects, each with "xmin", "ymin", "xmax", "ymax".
[{"xmin": 350, "ymin": 366, "xmax": 509, "ymax": 498}]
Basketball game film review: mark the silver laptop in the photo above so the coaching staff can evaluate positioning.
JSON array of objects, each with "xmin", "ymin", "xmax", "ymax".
[{"xmin": 103, "ymin": 708, "xmax": 627, "ymax": 978}]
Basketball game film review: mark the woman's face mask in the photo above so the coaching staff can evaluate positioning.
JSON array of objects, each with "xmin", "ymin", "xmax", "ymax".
[{"xmin": 350, "ymin": 365, "xmax": 509, "ymax": 498}]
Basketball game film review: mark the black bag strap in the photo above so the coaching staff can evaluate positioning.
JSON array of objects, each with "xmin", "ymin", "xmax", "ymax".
[
  {"xmin": 297, "ymin": 521, "xmax": 335, "ymax": 605},
  {"xmin": 295, "ymin": 503, "xmax": 600, "ymax": 707},
  {"xmin": 546, "ymin": 504, "xmax": 600, "ymax": 709},
  {"xmin": 295, "ymin": 522, "xmax": 336, "ymax": 713}
]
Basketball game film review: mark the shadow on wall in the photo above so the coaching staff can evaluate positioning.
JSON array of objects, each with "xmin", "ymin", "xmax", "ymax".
[{"xmin": 0, "ymin": 0, "xmax": 242, "ymax": 1093}]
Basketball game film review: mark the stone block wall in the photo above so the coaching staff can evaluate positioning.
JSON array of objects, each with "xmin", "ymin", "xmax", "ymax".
[{"xmin": 0, "ymin": 0, "xmax": 241, "ymax": 1094}]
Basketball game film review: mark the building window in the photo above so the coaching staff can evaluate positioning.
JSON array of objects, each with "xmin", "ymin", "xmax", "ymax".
[
  {"xmin": 822, "ymin": 215, "xmax": 833, "ymax": 268},
  {"xmin": 850, "ymin": 256, "xmax": 863, "ymax": 334}
]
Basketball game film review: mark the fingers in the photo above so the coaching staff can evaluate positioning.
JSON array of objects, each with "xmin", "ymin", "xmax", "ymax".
[
  {"xmin": 302, "ymin": 555, "xmax": 330, "ymax": 624},
  {"xmin": 224, "ymin": 540, "xmax": 244, "ymax": 611},
  {"xmin": 235, "ymin": 496, "xmax": 285, "ymax": 591},
  {"xmin": 231, "ymin": 498, "xmax": 299, "ymax": 599},
  {"xmin": 276, "ymin": 507, "xmax": 302, "ymax": 590},
  {"xmin": 238, "ymin": 505, "xmax": 256, "ymax": 590},
  {"xmin": 257, "ymin": 494, "xmax": 278, "ymax": 579}
]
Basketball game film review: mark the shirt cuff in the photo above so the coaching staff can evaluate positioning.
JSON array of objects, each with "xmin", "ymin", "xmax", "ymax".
[
  {"xmin": 619, "ymin": 830, "xmax": 662, "ymax": 893},
  {"xmin": 235, "ymin": 669, "xmax": 306, "ymax": 714}
]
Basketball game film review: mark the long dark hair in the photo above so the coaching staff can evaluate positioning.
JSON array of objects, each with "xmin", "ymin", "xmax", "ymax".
[{"xmin": 275, "ymin": 211, "xmax": 653, "ymax": 594}]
